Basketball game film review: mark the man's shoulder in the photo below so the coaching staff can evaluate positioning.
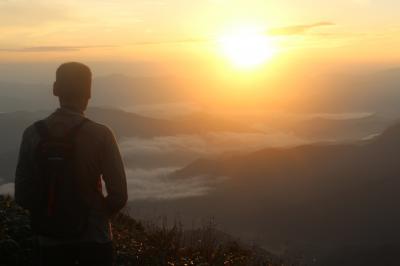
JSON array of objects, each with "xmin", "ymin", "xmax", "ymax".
[
  {"xmin": 84, "ymin": 119, "xmax": 116, "ymax": 139},
  {"xmin": 22, "ymin": 121, "xmax": 40, "ymax": 138},
  {"xmin": 22, "ymin": 115, "xmax": 116, "ymax": 143},
  {"xmin": 84, "ymin": 118, "xmax": 110, "ymax": 132}
]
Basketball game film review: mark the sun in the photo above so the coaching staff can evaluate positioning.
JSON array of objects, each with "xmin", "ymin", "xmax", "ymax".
[{"xmin": 218, "ymin": 27, "xmax": 277, "ymax": 69}]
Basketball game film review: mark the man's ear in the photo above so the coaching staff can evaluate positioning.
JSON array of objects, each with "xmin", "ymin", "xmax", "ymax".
[{"xmin": 53, "ymin": 82, "xmax": 59, "ymax": 96}]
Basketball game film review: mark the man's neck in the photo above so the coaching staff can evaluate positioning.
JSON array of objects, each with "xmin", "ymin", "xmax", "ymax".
[{"xmin": 60, "ymin": 104, "xmax": 84, "ymax": 115}]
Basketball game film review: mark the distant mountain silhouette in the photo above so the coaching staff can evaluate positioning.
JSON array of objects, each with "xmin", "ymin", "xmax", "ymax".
[
  {"xmin": 291, "ymin": 67, "xmax": 400, "ymax": 114},
  {"xmin": 92, "ymin": 74, "xmax": 191, "ymax": 107},
  {"xmin": 87, "ymin": 107, "xmax": 252, "ymax": 138},
  {"xmin": 157, "ymin": 122, "xmax": 400, "ymax": 263},
  {"xmin": 2, "ymin": 68, "xmax": 400, "ymax": 114},
  {"xmin": 293, "ymin": 114, "xmax": 390, "ymax": 141},
  {"xmin": 0, "ymin": 75, "xmax": 188, "ymax": 112},
  {"xmin": 0, "ymin": 82, "xmax": 54, "ymax": 112}
]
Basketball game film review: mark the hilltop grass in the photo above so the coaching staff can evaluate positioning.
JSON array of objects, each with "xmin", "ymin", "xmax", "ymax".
[{"xmin": 0, "ymin": 195, "xmax": 287, "ymax": 266}]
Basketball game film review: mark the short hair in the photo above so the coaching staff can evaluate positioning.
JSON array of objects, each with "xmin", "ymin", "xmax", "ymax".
[{"xmin": 55, "ymin": 62, "xmax": 92, "ymax": 98}]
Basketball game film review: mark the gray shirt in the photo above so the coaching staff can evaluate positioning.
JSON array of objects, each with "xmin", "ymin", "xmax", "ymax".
[{"xmin": 14, "ymin": 107, "xmax": 128, "ymax": 244}]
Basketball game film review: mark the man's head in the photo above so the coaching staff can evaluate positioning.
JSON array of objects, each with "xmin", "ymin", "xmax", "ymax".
[{"xmin": 53, "ymin": 62, "xmax": 92, "ymax": 112}]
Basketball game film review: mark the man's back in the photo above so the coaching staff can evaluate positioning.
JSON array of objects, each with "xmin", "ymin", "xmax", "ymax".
[
  {"xmin": 15, "ymin": 107, "xmax": 127, "ymax": 265},
  {"xmin": 14, "ymin": 62, "xmax": 127, "ymax": 265}
]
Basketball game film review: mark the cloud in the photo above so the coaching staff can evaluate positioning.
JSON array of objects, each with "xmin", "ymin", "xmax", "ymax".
[
  {"xmin": 125, "ymin": 167, "xmax": 226, "ymax": 201},
  {"xmin": 268, "ymin": 22, "xmax": 335, "ymax": 36},
  {"xmin": 125, "ymin": 102, "xmax": 202, "ymax": 119},
  {"xmin": 0, "ymin": 183, "xmax": 14, "ymax": 196},
  {"xmin": 129, "ymin": 22, "xmax": 336, "ymax": 46},
  {"xmin": 120, "ymin": 132, "xmax": 307, "ymax": 159},
  {"xmin": 0, "ymin": 45, "xmax": 116, "ymax": 53},
  {"xmin": 119, "ymin": 131, "xmax": 309, "ymax": 171},
  {"xmin": 0, "ymin": 170, "xmax": 222, "ymax": 201},
  {"xmin": 133, "ymin": 38, "xmax": 208, "ymax": 46},
  {"xmin": 118, "ymin": 131, "xmax": 308, "ymax": 201}
]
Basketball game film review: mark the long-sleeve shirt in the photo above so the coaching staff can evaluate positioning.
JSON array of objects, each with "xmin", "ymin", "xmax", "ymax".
[{"xmin": 15, "ymin": 107, "xmax": 128, "ymax": 244}]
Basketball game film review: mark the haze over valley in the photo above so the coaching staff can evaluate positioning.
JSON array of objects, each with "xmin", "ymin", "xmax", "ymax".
[
  {"xmin": 1, "ymin": 64, "xmax": 400, "ymax": 264},
  {"xmin": 2, "ymin": 1, "xmax": 400, "ymax": 264}
]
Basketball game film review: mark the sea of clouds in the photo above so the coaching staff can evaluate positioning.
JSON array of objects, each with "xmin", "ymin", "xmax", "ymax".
[{"xmin": 119, "ymin": 131, "xmax": 308, "ymax": 201}]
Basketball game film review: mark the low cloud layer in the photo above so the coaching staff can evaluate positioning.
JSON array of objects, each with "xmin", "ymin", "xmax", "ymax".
[
  {"xmin": 120, "ymin": 132, "xmax": 307, "ymax": 159},
  {"xmin": 119, "ymin": 131, "xmax": 307, "ymax": 201},
  {"xmin": 119, "ymin": 131, "xmax": 308, "ymax": 171},
  {"xmin": 125, "ymin": 167, "xmax": 226, "ymax": 200},
  {"xmin": 0, "ymin": 171, "xmax": 225, "ymax": 201}
]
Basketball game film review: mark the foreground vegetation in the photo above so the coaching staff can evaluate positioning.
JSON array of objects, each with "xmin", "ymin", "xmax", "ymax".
[{"xmin": 0, "ymin": 195, "xmax": 289, "ymax": 266}]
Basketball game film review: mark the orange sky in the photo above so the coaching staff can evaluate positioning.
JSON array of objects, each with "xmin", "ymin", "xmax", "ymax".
[
  {"xmin": 1, "ymin": 0, "xmax": 400, "ymax": 112},
  {"xmin": 1, "ymin": 0, "xmax": 399, "ymax": 63}
]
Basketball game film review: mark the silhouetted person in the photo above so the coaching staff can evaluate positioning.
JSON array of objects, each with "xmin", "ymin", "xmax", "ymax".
[{"xmin": 15, "ymin": 62, "xmax": 127, "ymax": 266}]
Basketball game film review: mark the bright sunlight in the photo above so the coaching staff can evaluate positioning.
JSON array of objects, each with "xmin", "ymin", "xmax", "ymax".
[{"xmin": 218, "ymin": 27, "xmax": 277, "ymax": 69}]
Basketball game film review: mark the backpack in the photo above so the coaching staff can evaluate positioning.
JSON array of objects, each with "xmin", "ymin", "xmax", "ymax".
[{"xmin": 31, "ymin": 118, "xmax": 89, "ymax": 238}]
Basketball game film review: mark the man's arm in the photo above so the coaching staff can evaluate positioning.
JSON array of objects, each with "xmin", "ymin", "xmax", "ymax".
[
  {"xmin": 15, "ymin": 128, "xmax": 35, "ymax": 210},
  {"xmin": 101, "ymin": 127, "xmax": 128, "ymax": 216}
]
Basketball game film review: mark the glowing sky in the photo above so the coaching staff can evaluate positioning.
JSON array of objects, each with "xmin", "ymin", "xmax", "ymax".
[
  {"xmin": 1, "ymin": 0, "xmax": 400, "ymax": 112},
  {"xmin": 1, "ymin": 0, "xmax": 399, "ymax": 64}
]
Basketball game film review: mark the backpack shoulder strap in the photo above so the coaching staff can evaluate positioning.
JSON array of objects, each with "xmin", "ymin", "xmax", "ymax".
[
  {"xmin": 34, "ymin": 120, "xmax": 50, "ymax": 139},
  {"xmin": 34, "ymin": 118, "xmax": 89, "ymax": 141}
]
